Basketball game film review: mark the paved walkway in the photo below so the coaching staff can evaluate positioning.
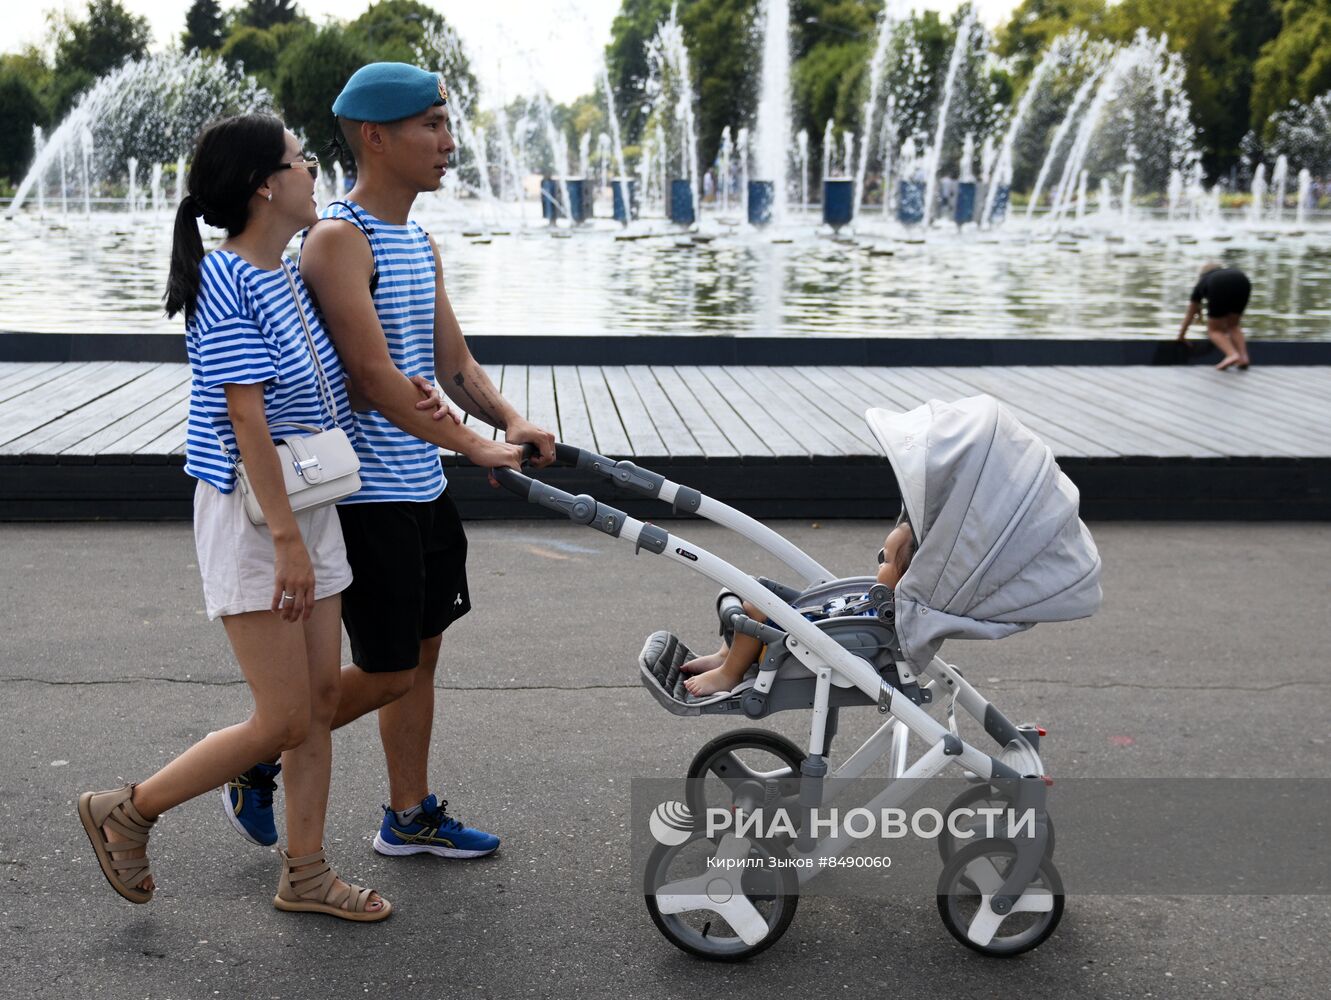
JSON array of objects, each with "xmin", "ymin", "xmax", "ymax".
[{"xmin": 3, "ymin": 520, "xmax": 1328, "ymax": 998}]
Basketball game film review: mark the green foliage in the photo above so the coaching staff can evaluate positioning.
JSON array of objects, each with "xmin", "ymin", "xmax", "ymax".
[
  {"xmin": 239, "ymin": 0, "xmax": 301, "ymax": 31},
  {"xmin": 221, "ymin": 26, "xmax": 281, "ymax": 82},
  {"xmin": 606, "ymin": 0, "xmax": 678, "ymax": 143},
  {"xmin": 348, "ymin": 1, "xmax": 478, "ymax": 107},
  {"xmin": 998, "ymin": 0, "xmax": 1110, "ymax": 79},
  {"xmin": 1251, "ymin": 1, "xmax": 1331, "ymax": 138},
  {"xmin": 183, "ymin": 0, "xmax": 225, "ymax": 52},
  {"xmin": 347, "ymin": 0, "xmax": 437, "ymax": 61},
  {"xmin": 679, "ymin": 0, "xmax": 758, "ymax": 164},
  {"xmin": 275, "ymin": 26, "xmax": 372, "ymax": 157},
  {"xmin": 791, "ymin": 0, "xmax": 880, "ymax": 154},
  {"xmin": 0, "ymin": 67, "xmax": 45, "ymax": 182},
  {"xmin": 50, "ymin": 0, "xmax": 152, "ymax": 116}
]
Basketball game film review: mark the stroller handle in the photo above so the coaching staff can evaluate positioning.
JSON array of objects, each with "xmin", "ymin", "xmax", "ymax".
[
  {"xmin": 490, "ymin": 443, "xmax": 672, "ymax": 553},
  {"xmin": 490, "ymin": 441, "xmax": 833, "ymax": 583}
]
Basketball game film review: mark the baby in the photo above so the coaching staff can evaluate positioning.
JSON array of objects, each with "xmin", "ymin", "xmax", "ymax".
[{"xmin": 682, "ymin": 519, "xmax": 916, "ymax": 697}]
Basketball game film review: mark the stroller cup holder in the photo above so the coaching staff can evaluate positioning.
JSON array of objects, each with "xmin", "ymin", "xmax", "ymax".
[{"xmin": 492, "ymin": 432, "xmax": 1091, "ymax": 963}]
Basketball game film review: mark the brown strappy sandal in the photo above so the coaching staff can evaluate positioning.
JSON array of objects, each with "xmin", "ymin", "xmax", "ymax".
[
  {"xmin": 274, "ymin": 849, "xmax": 392, "ymax": 922},
  {"xmin": 78, "ymin": 784, "xmax": 156, "ymax": 904}
]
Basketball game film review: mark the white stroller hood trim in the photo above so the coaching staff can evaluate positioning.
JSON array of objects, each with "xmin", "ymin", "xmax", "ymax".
[{"xmin": 866, "ymin": 396, "xmax": 1103, "ymax": 671}]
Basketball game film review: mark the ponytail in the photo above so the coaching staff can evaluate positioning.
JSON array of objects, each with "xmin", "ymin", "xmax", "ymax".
[
  {"xmin": 161, "ymin": 113, "xmax": 288, "ymax": 322},
  {"xmin": 164, "ymin": 194, "xmax": 206, "ymax": 320}
]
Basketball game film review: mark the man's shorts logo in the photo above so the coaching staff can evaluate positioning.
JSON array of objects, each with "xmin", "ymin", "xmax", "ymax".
[{"xmin": 648, "ymin": 800, "xmax": 695, "ymax": 846}]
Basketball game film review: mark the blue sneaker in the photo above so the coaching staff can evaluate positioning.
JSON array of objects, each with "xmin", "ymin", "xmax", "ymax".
[
  {"xmin": 373, "ymin": 794, "xmax": 500, "ymax": 858},
  {"xmin": 221, "ymin": 761, "xmax": 280, "ymax": 847}
]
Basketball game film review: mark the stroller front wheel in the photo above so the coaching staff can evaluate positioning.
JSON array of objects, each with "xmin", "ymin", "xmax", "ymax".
[
  {"xmin": 644, "ymin": 834, "xmax": 800, "ymax": 961},
  {"xmin": 936, "ymin": 839, "xmax": 1065, "ymax": 957}
]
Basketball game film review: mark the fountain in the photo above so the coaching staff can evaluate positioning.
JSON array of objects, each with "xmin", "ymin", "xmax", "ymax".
[
  {"xmin": 736, "ymin": 126, "xmax": 750, "ymax": 219},
  {"xmin": 1297, "ymin": 168, "xmax": 1312, "ymax": 225},
  {"xmin": 955, "ymin": 133, "xmax": 976, "ymax": 225},
  {"xmin": 1026, "ymin": 69, "xmax": 1103, "ymax": 220},
  {"xmin": 854, "ymin": 1, "xmax": 904, "ymax": 217},
  {"xmin": 1271, "ymin": 154, "xmax": 1288, "ymax": 225},
  {"xmin": 1249, "ymin": 163, "xmax": 1267, "ymax": 225},
  {"xmin": 7, "ymin": 51, "xmax": 270, "ymax": 218},
  {"xmin": 986, "ymin": 32, "xmax": 1083, "ymax": 225},
  {"xmin": 646, "ymin": 4, "xmax": 700, "ymax": 225},
  {"xmin": 796, "ymin": 129, "xmax": 809, "ymax": 213},
  {"xmin": 719, "ymin": 126, "xmax": 733, "ymax": 214},
  {"xmin": 922, "ymin": 6, "xmax": 975, "ymax": 227},
  {"xmin": 752, "ymin": 0, "xmax": 791, "ymax": 225},
  {"xmin": 126, "ymin": 158, "xmax": 138, "ymax": 216},
  {"xmin": 822, "ymin": 119, "xmax": 835, "ymax": 188}
]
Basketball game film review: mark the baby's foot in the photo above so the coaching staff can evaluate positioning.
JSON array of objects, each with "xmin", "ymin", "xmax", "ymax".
[
  {"xmin": 684, "ymin": 666, "xmax": 740, "ymax": 698},
  {"xmin": 680, "ymin": 650, "xmax": 727, "ymax": 675}
]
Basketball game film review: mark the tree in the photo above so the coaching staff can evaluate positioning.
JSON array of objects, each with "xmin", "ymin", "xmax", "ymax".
[
  {"xmin": 680, "ymin": 0, "xmax": 760, "ymax": 165},
  {"xmin": 275, "ymin": 26, "xmax": 372, "ymax": 158},
  {"xmin": 791, "ymin": 0, "xmax": 880, "ymax": 162},
  {"xmin": 998, "ymin": 0, "xmax": 1109, "ymax": 80},
  {"xmin": 347, "ymin": 1, "xmax": 478, "ymax": 105},
  {"xmin": 239, "ymin": 0, "xmax": 301, "ymax": 31},
  {"xmin": 50, "ymin": 0, "xmax": 152, "ymax": 115},
  {"xmin": 1251, "ymin": 0, "xmax": 1331, "ymax": 138},
  {"xmin": 607, "ymin": 0, "xmax": 684, "ymax": 145},
  {"xmin": 0, "ymin": 67, "xmax": 45, "ymax": 182},
  {"xmin": 221, "ymin": 26, "xmax": 281, "ymax": 82},
  {"xmin": 182, "ymin": 0, "xmax": 224, "ymax": 52}
]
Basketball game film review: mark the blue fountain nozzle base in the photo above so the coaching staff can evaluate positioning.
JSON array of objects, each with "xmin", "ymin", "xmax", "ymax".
[
  {"xmin": 748, "ymin": 180, "xmax": 774, "ymax": 226},
  {"xmin": 823, "ymin": 178, "xmax": 854, "ymax": 231}
]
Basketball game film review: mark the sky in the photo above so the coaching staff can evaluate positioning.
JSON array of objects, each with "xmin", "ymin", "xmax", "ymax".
[{"xmin": 1, "ymin": 1, "xmax": 1021, "ymax": 107}]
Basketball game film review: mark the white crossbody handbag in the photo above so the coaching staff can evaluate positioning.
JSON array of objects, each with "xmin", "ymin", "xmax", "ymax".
[{"xmin": 227, "ymin": 262, "xmax": 361, "ymax": 526}]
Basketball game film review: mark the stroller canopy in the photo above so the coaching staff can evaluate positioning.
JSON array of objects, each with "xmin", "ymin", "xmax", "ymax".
[{"xmin": 866, "ymin": 396, "xmax": 1102, "ymax": 671}]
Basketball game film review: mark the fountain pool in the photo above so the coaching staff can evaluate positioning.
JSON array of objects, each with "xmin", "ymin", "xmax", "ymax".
[{"xmin": 2, "ymin": 205, "xmax": 1328, "ymax": 340}]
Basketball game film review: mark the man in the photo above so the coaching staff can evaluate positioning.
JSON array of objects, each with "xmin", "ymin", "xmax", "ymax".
[
  {"xmin": 1177, "ymin": 262, "xmax": 1253, "ymax": 370},
  {"xmin": 222, "ymin": 63, "xmax": 555, "ymax": 859}
]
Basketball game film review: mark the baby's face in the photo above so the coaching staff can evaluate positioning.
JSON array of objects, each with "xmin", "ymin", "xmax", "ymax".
[{"xmin": 875, "ymin": 523, "xmax": 914, "ymax": 587}]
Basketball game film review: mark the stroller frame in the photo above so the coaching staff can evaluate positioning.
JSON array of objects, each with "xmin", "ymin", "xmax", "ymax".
[{"xmin": 496, "ymin": 443, "xmax": 1058, "ymax": 959}]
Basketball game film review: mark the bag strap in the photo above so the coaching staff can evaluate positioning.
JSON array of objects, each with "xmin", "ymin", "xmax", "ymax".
[{"xmin": 281, "ymin": 260, "xmax": 340, "ymax": 428}]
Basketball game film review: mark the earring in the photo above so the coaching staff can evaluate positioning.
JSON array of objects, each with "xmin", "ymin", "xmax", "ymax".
[{"xmin": 266, "ymin": 191, "xmax": 273, "ymax": 202}]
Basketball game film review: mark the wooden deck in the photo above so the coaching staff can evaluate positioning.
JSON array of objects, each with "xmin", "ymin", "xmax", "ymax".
[{"xmin": 2, "ymin": 362, "xmax": 1329, "ymax": 519}]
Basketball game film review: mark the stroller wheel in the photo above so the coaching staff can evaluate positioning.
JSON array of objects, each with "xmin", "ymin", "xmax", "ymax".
[
  {"xmin": 685, "ymin": 728, "xmax": 806, "ymax": 826},
  {"xmin": 937, "ymin": 784, "xmax": 1056, "ymax": 863},
  {"xmin": 936, "ymin": 839, "xmax": 1064, "ymax": 957},
  {"xmin": 645, "ymin": 833, "xmax": 799, "ymax": 961}
]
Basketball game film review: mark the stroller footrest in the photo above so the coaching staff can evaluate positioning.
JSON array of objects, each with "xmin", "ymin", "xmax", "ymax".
[{"xmin": 638, "ymin": 630, "xmax": 751, "ymax": 717}]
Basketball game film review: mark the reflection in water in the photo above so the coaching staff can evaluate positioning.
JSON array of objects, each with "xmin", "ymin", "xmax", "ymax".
[{"xmin": 1, "ymin": 213, "xmax": 1329, "ymax": 340}]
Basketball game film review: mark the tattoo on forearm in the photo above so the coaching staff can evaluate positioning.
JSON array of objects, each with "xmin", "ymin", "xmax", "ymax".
[{"xmin": 451, "ymin": 372, "xmax": 508, "ymax": 430}]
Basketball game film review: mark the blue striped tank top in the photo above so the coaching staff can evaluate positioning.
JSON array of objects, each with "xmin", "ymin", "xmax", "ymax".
[
  {"xmin": 183, "ymin": 250, "xmax": 352, "ymax": 494},
  {"xmin": 318, "ymin": 200, "xmax": 446, "ymax": 504}
]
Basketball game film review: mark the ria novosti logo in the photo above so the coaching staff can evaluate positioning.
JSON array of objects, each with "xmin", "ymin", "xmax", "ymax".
[{"xmin": 648, "ymin": 800, "xmax": 696, "ymax": 846}]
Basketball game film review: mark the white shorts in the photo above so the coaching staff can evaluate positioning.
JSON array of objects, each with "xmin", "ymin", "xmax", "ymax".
[{"xmin": 193, "ymin": 480, "xmax": 353, "ymax": 620}]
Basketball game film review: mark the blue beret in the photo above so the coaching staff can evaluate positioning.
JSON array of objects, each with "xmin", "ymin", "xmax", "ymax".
[{"xmin": 332, "ymin": 62, "xmax": 446, "ymax": 122}]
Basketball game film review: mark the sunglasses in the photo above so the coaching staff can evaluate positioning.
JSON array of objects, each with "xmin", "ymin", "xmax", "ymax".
[{"xmin": 272, "ymin": 157, "xmax": 320, "ymax": 181}]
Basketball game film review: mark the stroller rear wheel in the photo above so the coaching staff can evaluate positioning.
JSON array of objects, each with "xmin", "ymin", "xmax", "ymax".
[
  {"xmin": 685, "ymin": 728, "xmax": 806, "ymax": 825},
  {"xmin": 645, "ymin": 833, "xmax": 799, "ymax": 961},
  {"xmin": 937, "ymin": 783, "xmax": 1056, "ymax": 863},
  {"xmin": 936, "ymin": 839, "xmax": 1064, "ymax": 956}
]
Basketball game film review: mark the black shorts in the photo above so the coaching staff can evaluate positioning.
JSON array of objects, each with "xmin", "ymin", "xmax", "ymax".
[
  {"xmin": 336, "ymin": 490, "xmax": 471, "ymax": 673},
  {"xmin": 1195, "ymin": 269, "xmax": 1251, "ymax": 319}
]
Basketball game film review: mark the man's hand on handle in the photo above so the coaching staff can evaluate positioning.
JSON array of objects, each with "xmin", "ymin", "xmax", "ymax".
[{"xmin": 504, "ymin": 418, "xmax": 557, "ymax": 467}]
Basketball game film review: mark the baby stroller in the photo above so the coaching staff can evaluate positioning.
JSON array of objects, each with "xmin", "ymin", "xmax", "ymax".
[{"xmin": 494, "ymin": 395, "xmax": 1101, "ymax": 961}]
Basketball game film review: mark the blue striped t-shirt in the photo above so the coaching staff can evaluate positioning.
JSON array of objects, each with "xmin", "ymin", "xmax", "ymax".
[
  {"xmin": 318, "ymin": 201, "xmax": 446, "ymax": 504},
  {"xmin": 183, "ymin": 250, "xmax": 352, "ymax": 494}
]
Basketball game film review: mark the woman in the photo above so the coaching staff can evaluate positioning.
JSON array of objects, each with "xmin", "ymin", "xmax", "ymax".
[
  {"xmin": 1177, "ymin": 262, "xmax": 1252, "ymax": 370},
  {"xmin": 77, "ymin": 113, "xmax": 388, "ymax": 921}
]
